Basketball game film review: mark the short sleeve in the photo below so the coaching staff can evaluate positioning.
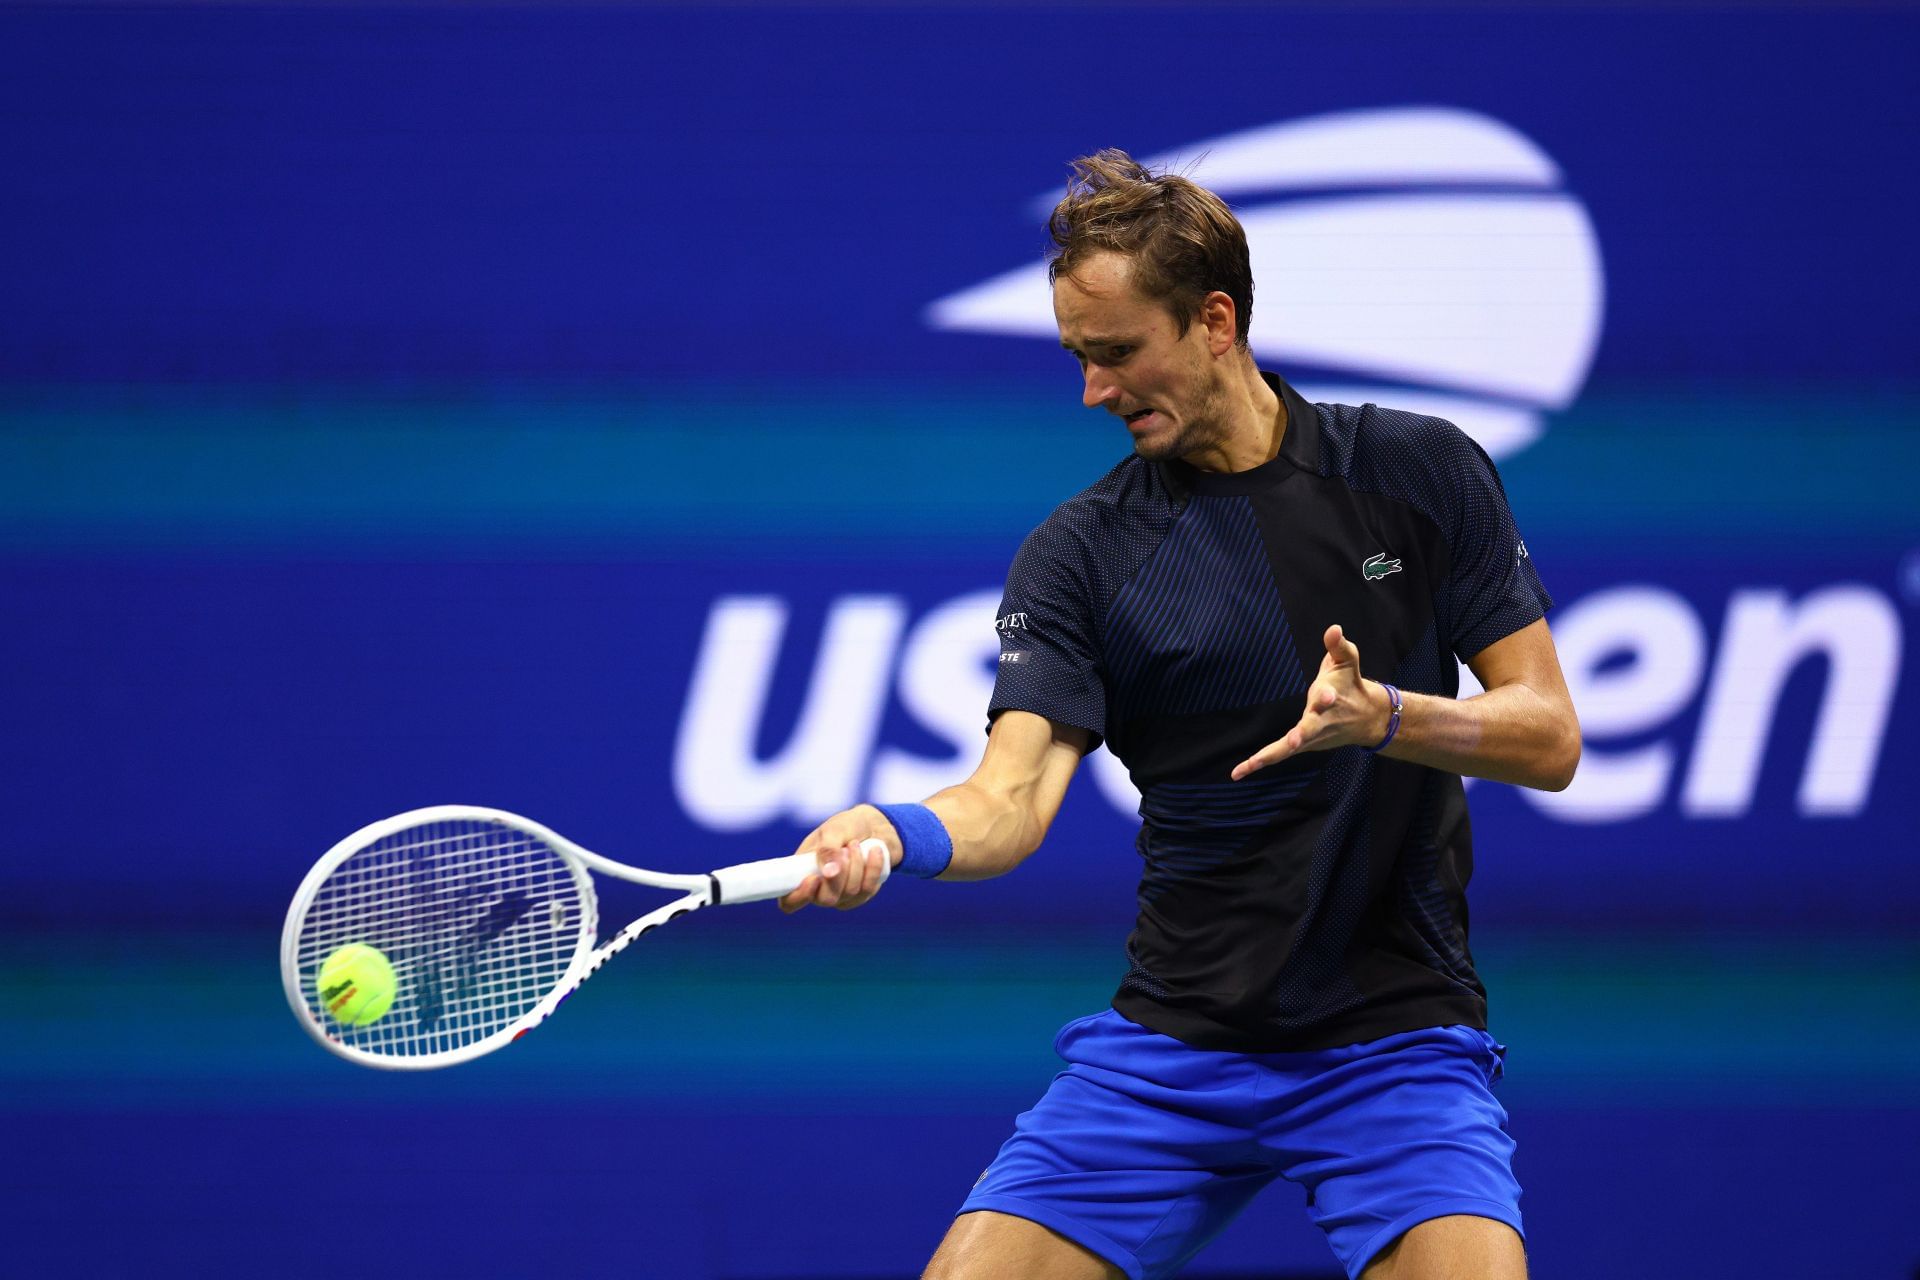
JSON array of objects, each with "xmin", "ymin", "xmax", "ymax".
[
  {"xmin": 986, "ymin": 519, "xmax": 1106, "ymax": 750},
  {"xmin": 1440, "ymin": 432, "xmax": 1554, "ymax": 661}
]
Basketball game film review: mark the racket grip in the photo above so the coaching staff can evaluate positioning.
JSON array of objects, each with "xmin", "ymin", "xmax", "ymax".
[{"xmin": 711, "ymin": 838, "xmax": 891, "ymax": 905}]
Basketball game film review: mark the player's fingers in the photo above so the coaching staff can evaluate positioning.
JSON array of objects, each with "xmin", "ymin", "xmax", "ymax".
[
  {"xmin": 834, "ymin": 841, "xmax": 867, "ymax": 900},
  {"xmin": 1324, "ymin": 623, "xmax": 1362, "ymax": 666},
  {"xmin": 1231, "ymin": 747, "xmax": 1276, "ymax": 779},
  {"xmin": 856, "ymin": 840, "xmax": 882, "ymax": 896},
  {"xmin": 779, "ymin": 873, "xmax": 821, "ymax": 914},
  {"xmin": 814, "ymin": 853, "xmax": 844, "ymax": 908},
  {"xmin": 1232, "ymin": 729, "xmax": 1298, "ymax": 779},
  {"xmin": 836, "ymin": 842, "xmax": 884, "ymax": 911},
  {"xmin": 1315, "ymin": 682, "xmax": 1339, "ymax": 711}
]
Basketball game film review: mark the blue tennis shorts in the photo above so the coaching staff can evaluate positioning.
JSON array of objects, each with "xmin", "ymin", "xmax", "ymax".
[{"xmin": 959, "ymin": 1009, "xmax": 1522, "ymax": 1280}]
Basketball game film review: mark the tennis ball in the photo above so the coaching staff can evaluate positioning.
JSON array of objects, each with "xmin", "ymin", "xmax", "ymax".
[{"xmin": 317, "ymin": 943, "xmax": 397, "ymax": 1027}]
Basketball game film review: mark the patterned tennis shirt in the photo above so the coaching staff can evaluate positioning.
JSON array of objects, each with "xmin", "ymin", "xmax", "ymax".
[{"xmin": 989, "ymin": 371, "xmax": 1552, "ymax": 1052}]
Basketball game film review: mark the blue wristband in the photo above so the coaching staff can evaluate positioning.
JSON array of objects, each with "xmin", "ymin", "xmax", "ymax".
[
  {"xmin": 1366, "ymin": 682, "xmax": 1403, "ymax": 753},
  {"xmin": 874, "ymin": 803, "xmax": 953, "ymax": 879}
]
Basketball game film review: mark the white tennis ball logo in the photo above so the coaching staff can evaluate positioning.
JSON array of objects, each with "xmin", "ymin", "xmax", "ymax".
[{"xmin": 927, "ymin": 106, "xmax": 1604, "ymax": 461}]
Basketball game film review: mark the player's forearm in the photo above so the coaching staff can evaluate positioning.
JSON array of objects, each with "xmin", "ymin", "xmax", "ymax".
[
  {"xmin": 921, "ymin": 781, "xmax": 1049, "ymax": 880},
  {"xmin": 1374, "ymin": 680, "xmax": 1580, "ymax": 791}
]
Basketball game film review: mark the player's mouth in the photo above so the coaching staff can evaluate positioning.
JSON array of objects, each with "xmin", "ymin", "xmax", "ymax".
[{"xmin": 1122, "ymin": 408, "xmax": 1158, "ymax": 430}]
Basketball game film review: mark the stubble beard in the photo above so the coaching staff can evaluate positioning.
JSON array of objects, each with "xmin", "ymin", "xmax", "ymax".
[{"xmin": 1133, "ymin": 379, "xmax": 1231, "ymax": 465}]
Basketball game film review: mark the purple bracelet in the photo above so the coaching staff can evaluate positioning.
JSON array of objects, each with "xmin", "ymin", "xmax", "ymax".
[{"xmin": 1366, "ymin": 682, "xmax": 1403, "ymax": 753}]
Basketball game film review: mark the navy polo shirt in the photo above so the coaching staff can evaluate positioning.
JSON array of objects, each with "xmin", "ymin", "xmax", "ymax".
[{"xmin": 989, "ymin": 371, "xmax": 1552, "ymax": 1052}]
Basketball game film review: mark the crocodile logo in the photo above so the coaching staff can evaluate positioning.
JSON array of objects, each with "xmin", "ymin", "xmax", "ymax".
[{"xmin": 1363, "ymin": 553, "xmax": 1403, "ymax": 581}]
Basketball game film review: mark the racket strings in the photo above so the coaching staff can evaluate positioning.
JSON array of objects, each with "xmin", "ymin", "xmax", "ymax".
[{"xmin": 293, "ymin": 819, "xmax": 589, "ymax": 1061}]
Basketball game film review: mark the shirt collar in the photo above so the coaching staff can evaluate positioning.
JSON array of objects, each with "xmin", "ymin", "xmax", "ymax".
[{"xmin": 1157, "ymin": 369, "xmax": 1318, "ymax": 498}]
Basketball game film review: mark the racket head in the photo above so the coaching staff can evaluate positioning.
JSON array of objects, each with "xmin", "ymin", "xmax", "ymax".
[{"xmin": 281, "ymin": 805, "xmax": 597, "ymax": 1070}]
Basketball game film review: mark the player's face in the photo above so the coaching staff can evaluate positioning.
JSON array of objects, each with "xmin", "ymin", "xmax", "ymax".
[{"xmin": 1054, "ymin": 251, "xmax": 1228, "ymax": 463}]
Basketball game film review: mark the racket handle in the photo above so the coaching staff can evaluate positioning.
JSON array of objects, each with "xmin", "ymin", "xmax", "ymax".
[{"xmin": 711, "ymin": 837, "xmax": 891, "ymax": 905}]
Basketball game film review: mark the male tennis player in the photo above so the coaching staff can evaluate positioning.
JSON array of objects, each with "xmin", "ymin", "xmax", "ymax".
[{"xmin": 780, "ymin": 149, "xmax": 1579, "ymax": 1280}]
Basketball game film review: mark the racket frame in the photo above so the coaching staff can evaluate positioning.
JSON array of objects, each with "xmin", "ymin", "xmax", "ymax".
[{"xmin": 282, "ymin": 804, "xmax": 883, "ymax": 1070}]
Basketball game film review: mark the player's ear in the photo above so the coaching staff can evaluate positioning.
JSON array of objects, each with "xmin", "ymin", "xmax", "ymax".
[{"xmin": 1200, "ymin": 291, "xmax": 1237, "ymax": 356}]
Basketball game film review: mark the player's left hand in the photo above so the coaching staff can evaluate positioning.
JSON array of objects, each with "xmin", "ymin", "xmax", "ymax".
[{"xmin": 1231, "ymin": 625, "xmax": 1391, "ymax": 779}]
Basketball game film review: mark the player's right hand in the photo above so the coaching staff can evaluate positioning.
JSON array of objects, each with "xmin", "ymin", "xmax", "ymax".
[{"xmin": 778, "ymin": 805, "xmax": 900, "ymax": 914}]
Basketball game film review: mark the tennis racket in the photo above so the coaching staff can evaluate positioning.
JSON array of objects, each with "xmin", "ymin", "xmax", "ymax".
[{"xmin": 281, "ymin": 804, "xmax": 887, "ymax": 1070}]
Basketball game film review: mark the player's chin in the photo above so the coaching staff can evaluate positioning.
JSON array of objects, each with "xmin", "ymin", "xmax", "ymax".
[{"xmin": 1127, "ymin": 422, "xmax": 1183, "ymax": 460}]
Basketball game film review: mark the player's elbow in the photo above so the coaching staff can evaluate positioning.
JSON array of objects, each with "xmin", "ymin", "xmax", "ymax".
[
  {"xmin": 1540, "ymin": 744, "xmax": 1580, "ymax": 793},
  {"xmin": 1539, "ymin": 712, "xmax": 1582, "ymax": 792}
]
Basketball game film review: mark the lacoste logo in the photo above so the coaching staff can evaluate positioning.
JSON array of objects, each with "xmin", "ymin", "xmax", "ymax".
[{"xmin": 1363, "ymin": 553, "xmax": 1403, "ymax": 581}]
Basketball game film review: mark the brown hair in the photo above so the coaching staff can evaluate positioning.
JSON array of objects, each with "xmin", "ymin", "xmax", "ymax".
[{"xmin": 1047, "ymin": 148, "xmax": 1253, "ymax": 347}]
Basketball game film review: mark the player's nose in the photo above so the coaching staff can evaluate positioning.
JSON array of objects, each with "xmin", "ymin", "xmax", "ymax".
[{"xmin": 1082, "ymin": 365, "xmax": 1119, "ymax": 410}]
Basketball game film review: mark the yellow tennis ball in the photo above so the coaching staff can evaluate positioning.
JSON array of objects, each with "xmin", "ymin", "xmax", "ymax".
[{"xmin": 317, "ymin": 943, "xmax": 397, "ymax": 1027}]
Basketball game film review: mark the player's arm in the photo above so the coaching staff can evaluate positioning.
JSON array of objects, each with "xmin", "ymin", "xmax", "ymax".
[
  {"xmin": 778, "ymin": 709, "xmax": 1090, "ymax": 912},
  {"xmin": 1232, "ymin": 619, "xmax": 1581, "ymax": 791}
]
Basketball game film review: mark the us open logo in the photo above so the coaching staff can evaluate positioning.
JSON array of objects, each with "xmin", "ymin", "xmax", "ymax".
[
  {"xmin": 671, "ymin": 114, "xmax": 1901, "ymax": 836},
  {"xmin": 925, "ymin": 106, "xmax": 1605, "ymax": 462}
]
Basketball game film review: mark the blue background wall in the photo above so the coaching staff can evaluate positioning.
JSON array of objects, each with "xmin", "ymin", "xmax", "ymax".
[{"xmin": 3, "ymin": 4, "xmax": 1916, "ymax": 1277}]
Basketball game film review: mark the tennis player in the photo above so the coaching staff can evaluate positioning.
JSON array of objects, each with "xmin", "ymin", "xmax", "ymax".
[{"xmin": 780, "ymin": 149, "xmax": 1580, "ymax": 1280}]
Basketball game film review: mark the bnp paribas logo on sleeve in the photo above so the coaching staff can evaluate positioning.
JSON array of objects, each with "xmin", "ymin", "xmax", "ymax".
[
  {"xmin": 926, "ymin": 107, "xmax": 1604, "ymax": 463},
  {"xmin": 1363, "ymin": 553, "xmax": 1403, "ymax": 581}
]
